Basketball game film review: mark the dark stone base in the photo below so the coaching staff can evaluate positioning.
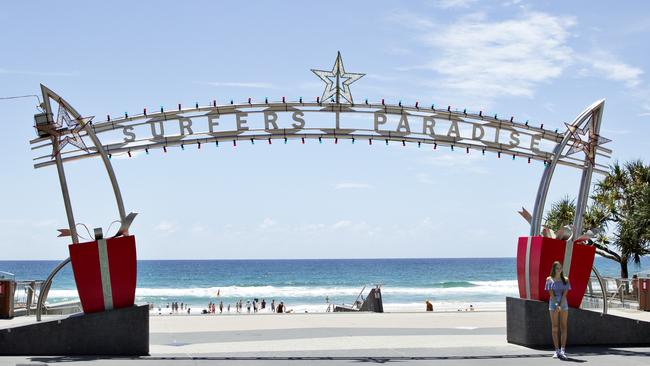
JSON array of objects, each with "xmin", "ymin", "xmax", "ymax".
[
  {"xmin": 0, "ymin": 305, "xmax": 149, "ymax": 356},
  {"xmin": 506, "ymin": 296, "xmax": 650, "ymax": 348}
]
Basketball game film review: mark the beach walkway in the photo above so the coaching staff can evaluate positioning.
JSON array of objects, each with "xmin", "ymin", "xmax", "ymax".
[{"xmin": 2, "ymin": 311, "xmax": 650, "ymax": 365}]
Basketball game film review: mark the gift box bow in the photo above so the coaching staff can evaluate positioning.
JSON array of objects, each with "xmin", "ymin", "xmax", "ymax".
[
  {"xmin": 57, "ymin": 212, "xmax": 137, "ymax": 241},
  {"xmin": 517, "ymin": 207, "xmax": 601, "ymax": 244}
]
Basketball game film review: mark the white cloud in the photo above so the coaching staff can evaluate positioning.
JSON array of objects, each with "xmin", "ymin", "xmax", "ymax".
[
  {"xmin": 331, "ymin": 220, "xmax": 353, "ymax": 229},
  {"xmin": 394, "ymin": 11, "xmax": 646, "ymax": 104},
  {"xmin": 204, "ymin": 81, "xmax": 275, "ymax": 89},
  {"xmin": 420, "ymin": 152, "xmax": 489, "ymax": 174},
  {"xmin": 416, "ymin": 12, "xmax": 575, "ymax": 98},
  {"xmin": 259, "ymin": 218, "xmax": 276, "ymax": 229},
  {"xmin": 334, "ymin": 182, "xmax": 372, "ymax": 189},
  {"xmin": 582, "ymin": 54, "xmax": 643, "ymax": 88},
  {"xmin": 388, "ymin": 11, "xmax": 435, "ymax": 30},
  {"xmin": 154, "ymin": 220, "xmax": 177, "ymax": 235},
  {"xmin": 435, "ymin": 0, "xmax": 478, "ymax": 9}
]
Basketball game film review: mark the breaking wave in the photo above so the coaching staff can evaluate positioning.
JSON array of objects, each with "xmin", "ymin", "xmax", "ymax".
[{"xmin": 48, "ymin": 280, "xmax": 518, "ymax": 299}]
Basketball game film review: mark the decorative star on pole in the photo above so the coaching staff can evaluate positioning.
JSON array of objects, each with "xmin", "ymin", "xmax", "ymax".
[
  {"xmin": 311, "ymin": 51, "xmax": 364, "ymax": 104},
  {"xmin": 49, "ymin": 103, "xmax": 92, "ymax": 157},
  {"xmin": 564, "ymin": 121, "xmax": 611, "ymax": 165}
]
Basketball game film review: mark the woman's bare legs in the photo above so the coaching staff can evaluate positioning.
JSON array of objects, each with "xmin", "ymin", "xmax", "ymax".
[
  {"xmin": 549, "ymin": 310, "xmax": 560, "ymax": 350},
  {"xmin": 560, "ymin": 310, "xmax": 569, "ymax": 349}
]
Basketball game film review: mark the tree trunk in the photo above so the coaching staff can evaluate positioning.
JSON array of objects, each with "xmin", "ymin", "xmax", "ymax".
[{"xmin": 620, "ymin": 259, "xmax": 629, "ymax": 279}]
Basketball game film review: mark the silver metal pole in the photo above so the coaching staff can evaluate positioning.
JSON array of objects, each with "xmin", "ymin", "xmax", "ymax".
[
  {"xmin": 40, "ymin": 85, "xmax": 127, "ymax": 229},
  {"xmin": 36, "ymin": 257, "xmax": 71, "ymax": 321},
  {"xmin": 52, "ymin": 137, "xmax": 79, "ymax": 244},
  {"xmin": 567, "ymin": 104, "xmax": 604, "ymax": 277},
  {"xmin": 592, "ymin": 266, "xmax": 608, "ymax": 315},
  {"xmin": 525, "ymin": 99, "xmax": 605, "ymax": 299}
]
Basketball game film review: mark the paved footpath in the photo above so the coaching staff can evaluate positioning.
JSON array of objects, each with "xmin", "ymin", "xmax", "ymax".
[{"xmin": 2, "ymin": 311, "xmax": 649, "ymax": 365}]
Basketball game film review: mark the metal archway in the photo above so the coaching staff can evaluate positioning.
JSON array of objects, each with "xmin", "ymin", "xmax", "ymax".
[{"xmin": 29, "ymin": 53, "xmax": 612, "ymax": 318}]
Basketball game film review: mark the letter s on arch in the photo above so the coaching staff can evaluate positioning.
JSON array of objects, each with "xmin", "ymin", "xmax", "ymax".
[{"xmin": 123, "ymin": 126, "xmax": 136, "ymax": 142}]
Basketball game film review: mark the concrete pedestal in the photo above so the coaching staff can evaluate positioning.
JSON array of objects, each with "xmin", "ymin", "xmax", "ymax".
[
  {"xmin": 506, "ymin": 296, "xmax": 650, "ymax": 348},
  {"xmin": 0, "ymin": 305, "xmax": 149, "ymax": 356}
]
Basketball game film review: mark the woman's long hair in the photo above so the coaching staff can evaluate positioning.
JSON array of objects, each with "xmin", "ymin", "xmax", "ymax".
[{"xmin": 549, "ymin": 261, "xmax": 567, "ymax": 284}]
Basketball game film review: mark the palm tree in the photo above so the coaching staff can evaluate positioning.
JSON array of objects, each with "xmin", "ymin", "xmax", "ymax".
[
  {"xmin": 543, "ymin": 197, "xmax": 619, "ymax": 264},
  {"xmin": 544, "ymin": 160, "xmax": 650, "ymax": 278}
]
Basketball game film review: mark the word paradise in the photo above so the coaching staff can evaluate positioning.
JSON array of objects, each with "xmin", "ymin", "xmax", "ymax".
[{"xmin": 117, "ymin": 110, "xmax": 549, "ymax": 154}]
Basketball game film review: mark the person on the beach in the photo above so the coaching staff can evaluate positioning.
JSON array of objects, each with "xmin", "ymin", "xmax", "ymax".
[
  {"xmin": 246, "ymin": 300, "xmax": 251, "ymax": 313},
  {"xmin": 276, "ymin": 301, "xmax": 285, "ymax": 313},
  {"xmin": 546, "ymin": 261, "xmax": 571, "ymax": 360},
  {"xmin": 261, "ymin": 299, "xmax": 266, "ymax": 310},
  {"xmin": 252, "ymin": 299, "xmax": 257, "ymax": 313},
  {"xmin": 271, "ymin": 299, "xmax": 275, "ymax": 312},
  {"xmin": 219, "ymin": 300, "xmax": 224, "ymax": 314}
]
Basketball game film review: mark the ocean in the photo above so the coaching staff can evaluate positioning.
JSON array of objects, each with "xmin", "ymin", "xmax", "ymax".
[{"xmin": 1, "ymin": 257, "xmax": 648, "ymax": 313}]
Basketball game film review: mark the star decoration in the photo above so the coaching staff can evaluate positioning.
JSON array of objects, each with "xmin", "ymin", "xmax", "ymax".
[
  {"xmin": 311, "ymin": 51, "xmax": 364, "ymax": 104},
  {"xmin": 564, "ymin": 121, "xmax": 611, "ymax": 165},
  {"xmin": 50, "ymin": 103, "xmax": 92, "ymax": 157}
]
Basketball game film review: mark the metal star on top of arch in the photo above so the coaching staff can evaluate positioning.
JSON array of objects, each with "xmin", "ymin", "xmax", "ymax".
[
  {"xmin": 51, "ymin": 103, "xmax": 92, "ymax": 157},
  {"xmin": 564, "ymin": 121, "xmax": 611, "ymax": 165},
  {"xmin": 311, "ymin": 52, "xmax": 364, "ymax": 104}
]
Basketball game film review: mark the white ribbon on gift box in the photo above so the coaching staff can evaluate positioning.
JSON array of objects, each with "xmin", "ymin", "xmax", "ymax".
[{"xmin": 94, "ymin": 227, "xmax": 114, "ymax": 310}]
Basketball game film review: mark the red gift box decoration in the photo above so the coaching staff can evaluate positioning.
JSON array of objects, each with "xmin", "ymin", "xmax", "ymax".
[
  {"xmin": 517, "ymin": 236, "xmax": 595, "ymax": 308},
  {"xmin": 69, "ymin": 235, "xmax": 137, "ymax": 313}
]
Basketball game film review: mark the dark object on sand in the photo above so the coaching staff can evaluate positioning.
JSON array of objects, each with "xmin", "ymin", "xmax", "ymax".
[{"xmin": 334, "ymin": 285, "xmax": 383, "ymax": 313}]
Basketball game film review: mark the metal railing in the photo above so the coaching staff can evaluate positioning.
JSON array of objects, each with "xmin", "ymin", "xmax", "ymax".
[
  {"xmin": 583, "ymin": 275, "xmax": 641, "ymax": 311},
  {"xmin": 13, "ymin": 280, "xmax": 44, "ymax": 316}
]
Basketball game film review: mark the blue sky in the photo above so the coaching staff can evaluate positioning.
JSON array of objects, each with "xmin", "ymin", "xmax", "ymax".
[{"xmin": 1, "ymin": 0, "xmax": 649, "ymax": 260}]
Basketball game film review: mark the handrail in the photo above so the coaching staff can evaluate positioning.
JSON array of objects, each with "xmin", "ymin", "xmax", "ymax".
[
  {"xmin": 352, "ymin": 285, "xmax": 366, "ymax": 309},
  {"xmin": 36, "ymin": 257, "xmax": 71, "ymax": 321},
  {"xmin": 591, "ymin": 267, "xmax": 608, "ymax": 315}
]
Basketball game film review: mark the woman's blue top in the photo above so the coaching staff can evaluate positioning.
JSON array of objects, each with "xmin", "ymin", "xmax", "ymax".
[{"xmin": 545, "ymin": 277, "xmax": 571, "ymax": 301}]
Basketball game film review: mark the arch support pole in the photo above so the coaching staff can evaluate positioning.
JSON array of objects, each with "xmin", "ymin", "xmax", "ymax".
[
  {"xmin": 36, "ymin": 85, "xmax": 130, "ymax": 320},
  {"xmin": 524, "ymin": 99, "xmax": 605, "ymax": 299},
  {"xmin": 566, "ymin": 104, "xmax": 604, "ymax": 277}
]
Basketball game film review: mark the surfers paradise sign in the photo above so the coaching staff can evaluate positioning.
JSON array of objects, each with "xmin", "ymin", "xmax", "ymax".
[
  {"xmin": 30, "ymin": 53, "xmax": 611, "ymax": 175},
  {"xmin": 29, "ymin": 52, "xmax": 613, "ymax": 319}
]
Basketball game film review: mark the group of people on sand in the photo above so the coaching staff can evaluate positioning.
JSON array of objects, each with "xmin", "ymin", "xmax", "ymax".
[
  {"xmin": 205, "ymin": 298, "xmax": 289, "ymax": 314},
  {"xmin": 155, "ymin": 301, "xmax": 191, "ymax": 315}
]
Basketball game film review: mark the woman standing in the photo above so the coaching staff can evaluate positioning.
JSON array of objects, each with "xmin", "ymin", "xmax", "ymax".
[{"xmin": 546, "ymin": 261, "xmax": 571, "ymax": 360}]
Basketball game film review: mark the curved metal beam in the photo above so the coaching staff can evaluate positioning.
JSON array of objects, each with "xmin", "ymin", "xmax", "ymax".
[
  {"xmin": 591, "ymin": 266, "xmax": 608, "ymax": 315},
  {"xmin": 40, "ymin": 84, "xmax": 127, "ymax": 230},
  {"xmin": 568, "ymin": 103, "xmax": 605, "ymax": 276},
  {"xmin": 523, "ymin": 99, "xmax": 605, "ymax": 299},
  {"xmin": 529, "ymin": 99, "xmax": 605, "ymax": 237},
  {"xmin": 36, "ymin": 257, "xmax": 71, "ymax": 321}
]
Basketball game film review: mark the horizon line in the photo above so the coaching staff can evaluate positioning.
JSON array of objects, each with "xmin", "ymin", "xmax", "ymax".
[{"xmin": 0, "ymin": 256, "xmax": 520, "ymax": 262}]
